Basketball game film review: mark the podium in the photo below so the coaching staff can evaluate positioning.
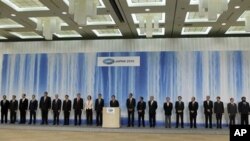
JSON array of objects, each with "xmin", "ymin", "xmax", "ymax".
[{"xmin": 102, "ymin": 107, "xmax": 120, "ymax": 128}]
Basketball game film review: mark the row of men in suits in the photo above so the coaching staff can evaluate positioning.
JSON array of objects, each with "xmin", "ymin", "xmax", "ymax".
[
  {"xmin": 0, "ymin": 92, "xmax": 105, "ymax": 126},
  {"xmin": 1, "ymin": 93, "xmax": 250, "ymax": 128},
  {"xmin": 110, "ymin": 94, "xmax": 250, "ymax": 128},
  {"xmin": 162, "ymin": 96, "xmax": 250, "ymax": 129}
]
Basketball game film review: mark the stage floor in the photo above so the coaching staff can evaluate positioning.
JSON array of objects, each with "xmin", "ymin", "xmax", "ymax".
[
  {"xmin": 0, "ymin": 124, "xmax": 229, "ymax": 135},
  {"xmin": 0, "ymin": 125, "xmax": 229, "ymax": 141}
]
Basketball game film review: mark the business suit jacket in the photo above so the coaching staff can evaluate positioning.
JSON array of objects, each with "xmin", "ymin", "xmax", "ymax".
[
  {"xmin": 214, "ymin": 101, "xmax": 224, "ymax": 114},
  {"xmin": 126, "ymin": 98, "xmax": 136, "ymax": 111},
  {"xmin": 227, "ymin": 103, "xmax": 237, "ymax": 115},
  {"xmin": 137, "ymin": 101, "xmax": 146, "ymax": 113},
  {"xmin": 175, "ymin": 101, "xmax": 184, "ymax": 113},
  {"xmin": 164, "ymin": 102, "xmax": 173, "ymax": 115},
  {"xmin": 203, "ymin": 100, "xmax": 213, "ymax": 114},
  {"xmin": 39, "ymin": 96, "xmax": 51, "ymax": 111},
  {"xmin": 29, "ymin": 100, "xmax": 38, "ymax": 111},
  {"xmin": 188, "ymin": 101, "xmax": 199, "ymax": 115},
  {"xmin": 148, "ymin": 100, "xmax": 158, "ymax": 114},
  {"xmin": 238, "ymin": 101, "xmax": 250, "ymax": 114},
  {"xmin": 73, "ymin": 98, "xmax": 83, "ymax": 111},
  {"xmin": 52, "ymin": 99, "xmax": 62, "ymax": 111},
  {"xmin": 95, "ymin": 98, "xmax": 104, "ymax": 112},
  {"xmin": 1, "ymin": 100, "xmax": 10, "ymax": 112},
  {"xmin": 110, "ymin": 100, "xmax": 119, "ymax": 107},
  {"xmin": 63, "ymin": 100, "xmax": 72, "ymax": 112},
  {"xmin": 9, "ymin": 100, "xmax": 18, "ymax": 111},
  {"xmin": 19, "ymin": 98, "xmax": 28, "ymax": 111}
]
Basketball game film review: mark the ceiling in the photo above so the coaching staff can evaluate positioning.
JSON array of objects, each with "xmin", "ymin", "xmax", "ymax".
[{"xmin": 0, "ymin": 0, "xmax": 250, "ymax": 41}]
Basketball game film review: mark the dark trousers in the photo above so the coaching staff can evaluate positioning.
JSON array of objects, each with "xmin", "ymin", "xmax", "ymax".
[
  {"xmin": 241, "ymin": 114, "xmax": 249, "ymax": 125},
  {"xmin": 216, "ymin": 113, "xmax": 222, "ymax": 128},
  {"xmin": 64, "ymin": 111, "xmax": 70, "ymax": 125},
  {"xmin": 205, "ymin": 113, "xmax": 212, "ymax": 128},
  {"xmin": 149, "ymin": 113, "xmax": 156, "ymax": 127},
  {"xmin": 53, "ymin": 111, "xmax": 60, "ymax": 125},
  {"xmin": 86, "ymin": 109, "xmax": 93, "ymax": 125},
  {"xmin": 127, "ymin": 110, "xmax": 134, "ymax": 126},
  {"xmin": 176, "ymin": 113, "xmax": 184, "ymax": 128},
  {"xmin": 29, "ymin": 110, "xmax": 36, "ymax": 124},
  {"xmin": 165, "ymin": 115, "xmax": 171, "ymax": 128},
  {"xmin": 229, "ymin": 114, "xmax": 236, "ymax": 126},
  {"xmin": 190, "ymin": 113, "xmax": 197, "ymax": 128},
  {"xmin": 1, "ymin": 111, "xmax": 8, "ymax": 123},
  {"xmin": 20, "ymin": 110, "xmax": 26, "ymax": 124},
  {"xmin": 96, "ymin": 111, "xmax": 102, "ymax": 126},
  {"xmin": 74, "ymin": 110, "xmax": 82, "ymax": 125},
  {"xmin": 10, "ymin": 110, "xmax": 16, "ymax": 123},
  {"xmin": 41, "ymin": 110, "xmax": 48, "ymax": 124},
  {"xmin": 138, "ymin": 112, "xmax": 145, "ymax": 127}
]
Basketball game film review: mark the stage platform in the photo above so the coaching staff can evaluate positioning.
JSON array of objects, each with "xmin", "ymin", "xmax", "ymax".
[{"xmin": 0, "ymin": 124, "xmax": 229, "ymax": 135}]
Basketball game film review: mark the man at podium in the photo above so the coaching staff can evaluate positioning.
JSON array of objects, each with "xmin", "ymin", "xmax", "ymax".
[{"xmin": 110, "ymin": 95, "xmax": 119, "ymax": 107}]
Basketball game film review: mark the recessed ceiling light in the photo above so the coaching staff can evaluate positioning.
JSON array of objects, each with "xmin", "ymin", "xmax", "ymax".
[
  {"xmin": 145, "ymin": 8, "xmax": 150, "ymax": 12},
  {"xmin": 221, "ymin": 23, "xmax": 226, "ymax": 26},
  {"xmin": 234, "ymin": 6, "xmax": 240, "ymax": 9},
  {"xmin": 78, "ymin": 27, "xmax": 83, "ymax": 29},
  {"xmin": 62, "ymin": 12, "xmax": 67, "ymax": 15},
  {"xmin": 11, "ymin": 14, "xmax": 16, "ymax": 17}
]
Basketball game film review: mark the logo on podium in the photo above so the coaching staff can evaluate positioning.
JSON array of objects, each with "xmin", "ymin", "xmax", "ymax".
[{"xmin": 106, "ymin": 108, "xmax": 115, "ymax": 114}]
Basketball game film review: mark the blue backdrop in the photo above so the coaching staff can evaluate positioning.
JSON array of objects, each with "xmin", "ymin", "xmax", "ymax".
[{"xmin": 0, "ymin": 51, "xmax": 249, "ymax": 126}]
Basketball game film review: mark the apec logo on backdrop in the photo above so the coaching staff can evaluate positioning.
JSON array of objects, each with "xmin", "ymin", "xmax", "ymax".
[
  {"xmin": 98, "ymin": 56, "xmax": 140, "ymax": 67},
  {"xmin": 230, "ymin": 125, "xmax": 250, "ymax": 141},
  {"xmin": 103, "ymin": 58, "xmax": 115, "ymax": 65}
]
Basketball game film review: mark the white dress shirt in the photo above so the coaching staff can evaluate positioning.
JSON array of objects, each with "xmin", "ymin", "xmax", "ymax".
[{"xmin": 85, "ymin": 100, "xmax": 93, "ymax": 110}]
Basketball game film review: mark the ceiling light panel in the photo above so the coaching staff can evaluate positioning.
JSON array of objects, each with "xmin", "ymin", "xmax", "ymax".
[
  {"xmin": 237, "ymin": 11, "xmax": 250, "ymax": 21},
  {"xmin": 185, "ymin": 12, "xmax": 220, "ymax": 22},
  {"xmin": 189, "ymin": 0, "xmax": 230, "ymax": 5},
  {"xmin": 0, "ymin": 18, "xmax": 24, "ymax": 28},
  {"xmin": 0, "ymin": 36, "xmax": 7, "ymax": 39},
  {"xmin": 131, "ymin": 13, "xmax": 165, "ymax": 24},
  {"xmin": 225, "ymin": 26, "xmax": 250, "ymax": 34},
  {"xmin": 136, "ymin": 28, "xmax": 165, "ymax": 36},
  {"xmin": 10, "ymin": 32, "xmax": 43, "ymax": 39},
  {"xmin": 87, "ymin": 15, "xmax": 115, "ymax": 25},
  {"xmin": 1, "ymin": 0, "xmax": 49, "ymax": 11},
  {"xmin": 127, "ymin": 0, "xmax": 166, "ymax": 7},
  {"xmin": 29, "ymin": 17, "xmax": 68, "ymax": 26},
  {"xmin": 54, "ymin": 30, "xmax": 82, "ymax": 38},
  {"xmin": 63, "ymin": 0, "xmax": 105, "ymax": 8},
  {"xmin": 92, "ymin": 29, "xmax": 122, "ymax": 37},
  {"xmin": 181, "ymin": 27, "xmax": 212, "ymax": 35}
]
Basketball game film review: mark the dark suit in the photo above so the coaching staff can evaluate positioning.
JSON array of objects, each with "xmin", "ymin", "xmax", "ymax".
[
  {"xmin": 52, "ymin": 99, "xmax": 62, "ymax": 125},
  {"xmin": 163, "ymin": 102, "xmax": 173, "ymax": 128},
  {"xmin": 188, "ymin": 101, "xmax": 199, "ymax": 128},
  {"xmin": 137, "ymin": 101, "xmax": 146, "ymax": 127},
  {"xmin": 29, "ymin": 99, "xmax": 38, "ymax": 124},
  {"xmin": 214, "ymin": 101, "xmax": 224, "ymax": 128},
  {"xmin": 9, "ymin": 100, "xmax": 18, "ymax": 124},
  {"xmin": 19, "ymin": 98, "xmax": 28, "ymax": 124},
  {"xmin": 63, "ymin": 100, "xmax": 71, "ymax": 125},
  {"xmin": 227, "ymin": 103, "xmax": 237, "ymax": 125},
  {"xmin": 175, "ymin": 101, "xmax": 184, "ymax": 128},
  {"xmin": 95, "ymin": 98, "xmax": 104, "ymax": 126},
  {"xmin": 126, "ymin": 98, "xmax": 136, "ymax": 126},
  {"xmin": 1, "ymin": 100, "xmax": 9, "ymax": 123},
  {"xmin": 110, "ymin": 100, "xmax": 119, "ymax": 107},
  {"xmin": 73, "ymin": 98, "xmax": 83, "ymax": 125},
  {"xmin": 203, "ymin": 100, "xmax": 213, "ymax": 128},
  {"xmin": 39, "ymin": 96, "xmax": 51, "ymax": 124},
  {"xmin": 148, "ymin": 100, "xmax": 158, "ymax": 127},
  {"xmin": 238, "ymin": 101, "xmax": 250, "ymax": 125}
]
